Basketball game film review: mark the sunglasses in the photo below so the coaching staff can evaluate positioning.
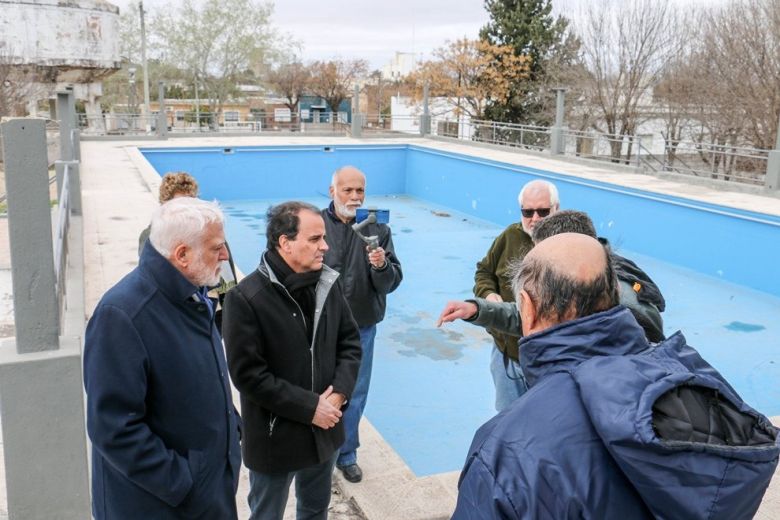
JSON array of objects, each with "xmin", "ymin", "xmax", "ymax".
[{"xmin": 521, "ymin": 207, "xmax": 552, "ymax": 218}]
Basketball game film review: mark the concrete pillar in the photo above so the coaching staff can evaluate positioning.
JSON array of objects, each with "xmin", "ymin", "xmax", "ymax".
[
  {"xmin": 157, "ymin": 81, "xmax": 168, "ymax": 138},
  {"xmin": 0, "ymin": 339, "xmax": 92, "ymax": 519},
  {"xmin": 48, "ymin": 98, "xmax": 57, "ymax": 120},
  {"xmin": 1, "ymin": 119, "xmax": 60, "ymax": 352},
  {"xmin": 420, "ymin": 82, "xmax": 431, "ymax": 137},
  {"xmin": 0, "ymin": 118, "xmax": 91, "ymax": 520},
  {"xmin": 351, "ymin": 84, "xmax": 362, "ymax": 138},
  {"xmin": 84, "ymin": 93, "xmax": 102, "ymax": 134},
  {"xmin": 550, "ymin": 88, "xmax": 567, "ymax": 155},
  {"xmin": 765, "ymin": 118, "xmax": 780, "ymax": 190},
  {"xmin": 56, "ymin": 91, "xmax": 76, "ymax": 194}
]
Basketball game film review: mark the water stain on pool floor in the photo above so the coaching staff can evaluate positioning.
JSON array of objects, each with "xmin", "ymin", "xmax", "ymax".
[
  {"xmin": 390, "ymin": 327, "xmax": 467, "ymax": 360},
  {"xmin": 724, "ymin": 321, "xmax": 766, "ymax": 332}
]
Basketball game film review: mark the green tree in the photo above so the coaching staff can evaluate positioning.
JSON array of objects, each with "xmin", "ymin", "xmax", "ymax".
[
  {"xmin": 153, "ymin": 0, "xmax": 278, "ymax": 121},
  {"xmin": 480, "ymin": 0, "xmax": 579, "ymax": 125}
]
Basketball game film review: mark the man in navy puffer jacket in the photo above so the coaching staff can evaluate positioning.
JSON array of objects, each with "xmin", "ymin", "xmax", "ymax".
[{"xmin": 453, "ymin": 233, "xmax": 779, "ymax": 520}]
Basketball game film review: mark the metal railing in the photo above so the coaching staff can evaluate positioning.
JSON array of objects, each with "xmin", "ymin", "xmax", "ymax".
[
  {"xmin": 432, "ymin": 118, "xmax": 552, "ymax": 151},
  {"xmin": 53, "ymin": 162, "xmax": 71, "ymax": 311},
  {"xmin": 561, "ymin": 129, "xmax": 643, "ymax": 167},
  {"xmin": 79, "ymin": 111, "xmax": 352, "ymax": 136},
  {"xmin": 360, "ymin": 113, "xmax": 422, "ymax": 135},
  {"xmin": 79, "ymin": 113, "xmax": 158, "ymax": 136},
  {"xmin": 654, "ymin": 140, "xmax": 768, "ymax": 186}
]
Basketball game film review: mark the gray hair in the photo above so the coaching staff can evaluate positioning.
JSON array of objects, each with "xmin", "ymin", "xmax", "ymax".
[
  {"xmin": 149, "ymin": 197, "xmax": 224, "ymax": 258},
  {"xmin": 517, "ymin": 180, "xmax": 559, "ymax": 208},
  {"xmin": 510, "ymin": 244, "xmax": 618, "ymax": 323},
  {"xmin": 531, "ymin": 210, "xmax": 597, "ymax": 244}
]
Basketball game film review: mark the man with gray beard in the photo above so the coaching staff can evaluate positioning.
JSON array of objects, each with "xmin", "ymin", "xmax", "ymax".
[
  {"xmin": 321, "ymin": 165, "xmax": 403, "ymax": 483},
  {"xmin": 84, "ymin": 197, "xmax": 241, "ymax": 519}
]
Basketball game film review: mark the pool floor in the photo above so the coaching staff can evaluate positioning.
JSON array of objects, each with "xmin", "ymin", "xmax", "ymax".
[{"xmin": 222, "ymin": 195, "xmax": 780, "ymax": 477}]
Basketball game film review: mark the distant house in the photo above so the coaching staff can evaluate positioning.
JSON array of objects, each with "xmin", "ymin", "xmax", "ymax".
[{"xmin": 298, "ymin": 96, "xmax": 352, "ymax": 124}]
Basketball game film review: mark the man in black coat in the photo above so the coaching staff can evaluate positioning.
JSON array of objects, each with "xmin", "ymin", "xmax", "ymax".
[
  {"xmin": 322, "ymin": 165, "xmax": 403, "ymax": 483},
  {"xmin": 223, "ymin": 201, "xmax": 362, "ymax": 520}
]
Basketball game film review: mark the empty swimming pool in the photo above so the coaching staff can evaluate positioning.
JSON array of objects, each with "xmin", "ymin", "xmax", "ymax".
[{"xmin": 142, "ymin": 144, "xmax": 780, "ymax": 476}]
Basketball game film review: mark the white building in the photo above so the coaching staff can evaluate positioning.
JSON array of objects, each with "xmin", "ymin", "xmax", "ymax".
[
  {"xmin": 381, "ymin": 52, "xmax": 417, "ymax": 81},
  {"xmin": 391, "ymin": 95, "xmax": 472, "ymax": 139}
]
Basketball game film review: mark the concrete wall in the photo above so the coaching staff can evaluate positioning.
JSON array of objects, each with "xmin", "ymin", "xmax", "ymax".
[{"xmin": 0, "ymin": 0, "xmax": 120, "ymax": 70}]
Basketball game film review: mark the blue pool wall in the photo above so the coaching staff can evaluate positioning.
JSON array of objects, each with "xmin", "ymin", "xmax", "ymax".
[{"xmin": 141, "ymin": 144, "xmax": 780, "ymax": 298}]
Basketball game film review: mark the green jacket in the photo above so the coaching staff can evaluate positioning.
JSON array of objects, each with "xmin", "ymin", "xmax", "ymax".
[{"xmin": 473, "ymin": 223, "xmax": 533, "ymax": 361}]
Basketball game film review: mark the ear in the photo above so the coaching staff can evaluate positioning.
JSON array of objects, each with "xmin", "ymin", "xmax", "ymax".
[
  {"xmin": 278, "ymin": 234, "xmax": 291, "ymax": 253},
  {"xmin": 328, "ymin": 184, "xmax": 335, "ymax": 198},
  {"xmin": 171, "ymin": 243, "xmax": 190, "ymax": 269},
  {"xmin": 518, "ymin": 289, "xmax": 537, "ymax": 336}
]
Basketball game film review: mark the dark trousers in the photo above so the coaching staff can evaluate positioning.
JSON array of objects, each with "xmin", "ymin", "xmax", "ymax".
[{"xmin": 247, "ymin": 453, "xmax": 337, "ymax": 520}]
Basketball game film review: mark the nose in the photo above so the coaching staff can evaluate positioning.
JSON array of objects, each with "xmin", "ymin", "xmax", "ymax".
[
  {"xmin": 219, "ymin": 244, "xmax": 229, "ymax": 261},
  {"xmin": 319, "ymin": 238, "xmax": 329, "ymax": 252}
]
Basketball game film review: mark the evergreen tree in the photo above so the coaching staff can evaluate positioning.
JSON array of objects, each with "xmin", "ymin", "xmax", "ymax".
[{"xmin": 480, "ymin": 0, "xmax": 579, "ymax": 125}]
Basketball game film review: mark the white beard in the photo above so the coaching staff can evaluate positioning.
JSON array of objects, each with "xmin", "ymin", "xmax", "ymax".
[{"xmin": 335, "ymin": 200, "xmax": 359, "ymax": 219}]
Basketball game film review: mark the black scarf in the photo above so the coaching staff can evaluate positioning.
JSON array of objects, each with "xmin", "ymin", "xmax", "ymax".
[{"xmin": 265, "ymin": 248, "xmax": 320, "ymax": 341}]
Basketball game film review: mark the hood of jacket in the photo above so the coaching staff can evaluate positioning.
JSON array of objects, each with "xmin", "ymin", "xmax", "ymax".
[
  {"xmin": 520, "ymin": 306, "xmax": 779, "ymax": 518},
  {"xmin": 519, "ymin": 305, "xmax": 649, "ymax": 388}
]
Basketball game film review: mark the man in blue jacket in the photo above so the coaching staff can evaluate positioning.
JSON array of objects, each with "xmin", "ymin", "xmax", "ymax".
[
  {"xmin": 453, "ymin": 233, "xmax": 779, "ymax": 519},
  {"xmin": 84, "ymin": 197, "xmax": 241, "ymax": 519}
]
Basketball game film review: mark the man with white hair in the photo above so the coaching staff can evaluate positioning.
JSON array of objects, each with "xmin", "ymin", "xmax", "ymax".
[
  {"xmin": 322, "ymin": 165, "xmax": 403, "ymax": 483},
  {"xmin": 84, "ymin": 197, "xmax": 241, "ymax": 519},
  {"xmin": 473, "ymin": 179, "xmax": 559, "ymax": 411}
]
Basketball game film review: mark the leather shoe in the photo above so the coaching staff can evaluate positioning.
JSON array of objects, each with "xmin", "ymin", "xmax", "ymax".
[{"xmin": 337, "ymin": 463, "xmax": 363, "ymax": 483}]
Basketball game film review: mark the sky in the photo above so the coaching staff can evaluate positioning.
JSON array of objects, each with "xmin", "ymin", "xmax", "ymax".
[
  {"xmin": 110, "ymin": 0, "xmax": 492, "ymax": 70},
  {"xmin": 109, "ymin": 0, "xmax": 716, "ymax": 71}
]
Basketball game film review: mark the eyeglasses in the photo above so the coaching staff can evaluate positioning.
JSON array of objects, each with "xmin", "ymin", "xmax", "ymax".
[{"xmin": 521, "ymin": 208, "xmax": 552, "ymax": 218}]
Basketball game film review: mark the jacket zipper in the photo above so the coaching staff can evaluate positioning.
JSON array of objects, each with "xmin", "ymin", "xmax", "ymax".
[
  {"xmin": 273, "ymin": 282, "xmax": 316, "ymax": 393},
  {"xmin": 269, "ymin": 413, "xmax": 277, "ymax": 437}
]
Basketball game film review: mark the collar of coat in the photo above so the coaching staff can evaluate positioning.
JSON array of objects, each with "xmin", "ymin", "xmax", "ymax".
[
  {"xmin": 257, "ymin": 251, "xmax": 339, "ymax": 296},
  {"xmin": 139, "ymin": 241, "xmax": 206, "ymax": 305},
  {"xmin": 519, "ymin": 306, "xmax": 650, "ymax": 388}
]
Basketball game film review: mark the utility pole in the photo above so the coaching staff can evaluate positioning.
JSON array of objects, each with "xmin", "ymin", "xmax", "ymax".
[
  {"xmin": 194, "ymin": 73, "xmax": 200, "ymax": 131},
  {"xmin": 140, "ymin": 1, "xmax": 151, "ymax": 132}
]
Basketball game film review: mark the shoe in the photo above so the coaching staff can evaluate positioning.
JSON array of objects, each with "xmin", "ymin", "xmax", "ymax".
[{"xmin": 337, "ymin": 463, "xmax": 363, "ymax": 483}]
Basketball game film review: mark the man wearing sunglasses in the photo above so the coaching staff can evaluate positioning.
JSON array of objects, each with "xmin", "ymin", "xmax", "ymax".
[{"xmin": 473, "ymin": 179, "xmax": 559, "ymax": 411}]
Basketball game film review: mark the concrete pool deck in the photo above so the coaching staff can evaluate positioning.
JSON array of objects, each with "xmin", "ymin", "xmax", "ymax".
[{"xmin": 1, "ymin": 134, "xmax": 779, "ymax": 518}]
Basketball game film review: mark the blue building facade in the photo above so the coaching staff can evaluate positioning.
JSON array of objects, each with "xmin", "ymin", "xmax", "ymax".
[{"xmin": 298, "ymin": 95, "xmax": 352, "ymax": 123}]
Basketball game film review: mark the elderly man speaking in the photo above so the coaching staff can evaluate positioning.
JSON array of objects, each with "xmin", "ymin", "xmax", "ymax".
[{"xmin": 84, "ymin": 197, "xmax": 241, "ymax": 519}]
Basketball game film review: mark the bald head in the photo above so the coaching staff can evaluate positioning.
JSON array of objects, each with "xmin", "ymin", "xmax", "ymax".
[
  {"xmin": 329, "ymin": 165, "xmax": 366, "ymax": 222},
  {"xmin": 526, "ymin": 233, "xmax": 607, "ymax": 282},
  {"xmin": 513, "ymin": 233, "xmax": 618, "ymax": 334}
]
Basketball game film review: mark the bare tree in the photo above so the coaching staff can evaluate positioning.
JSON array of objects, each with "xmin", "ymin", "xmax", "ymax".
[
  {"xmin": 579, "ymin": 0, "xmax": 686, "ymax": 161},
  {"xmin": 0, "ymin": 47, "xmax": 36, "ymax": 118},
  {"xmin": 409, "ymin": 38, "xmax": 529, "ymax": 120},
  {"xmin": 266, "ymin": 61, "xmax": 311, "ymax": 111},
  {"xmin": 699, "ymin": 0, "xmax": 780, "ymax": 151},
  {"xmin": 307, "ymin": 59, "xmax": 368, "ymax": 121}
]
